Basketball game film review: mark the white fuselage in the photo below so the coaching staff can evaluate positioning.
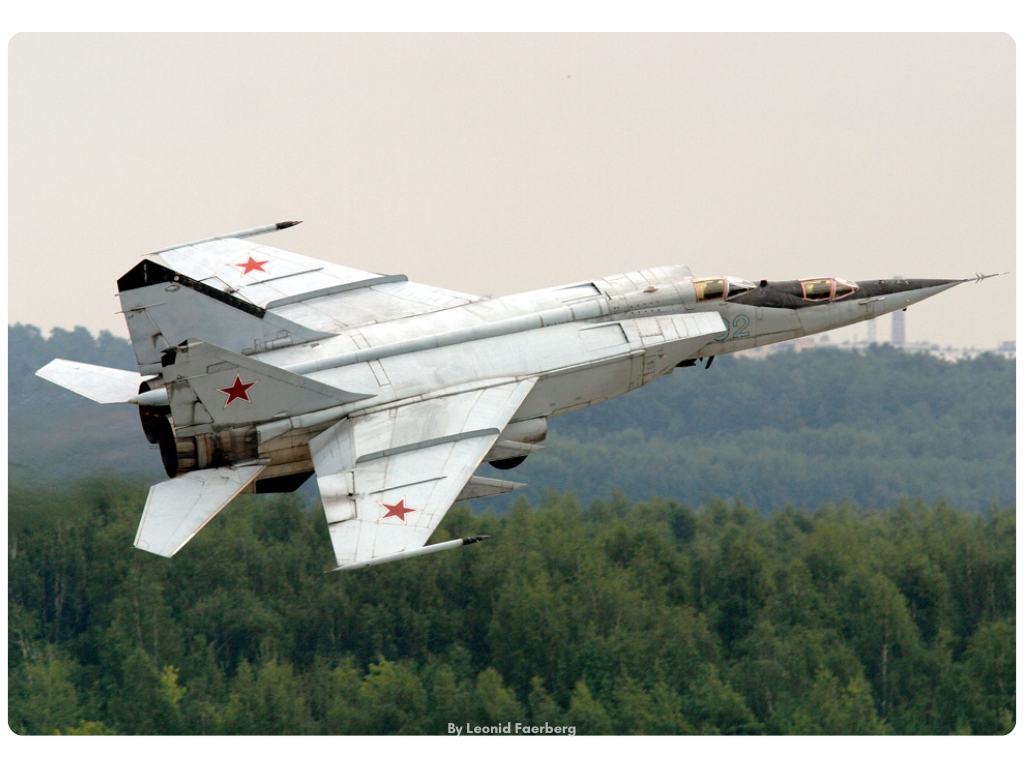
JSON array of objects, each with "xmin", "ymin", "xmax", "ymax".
[{"xmin": 241, "ymin": 266, "xmax": 950, "ymax": 480}]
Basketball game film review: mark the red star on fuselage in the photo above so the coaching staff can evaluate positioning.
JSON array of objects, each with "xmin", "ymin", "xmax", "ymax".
[
  {"xmin": 236, "ymin": 256, "xmax": 269, "ymax": 275},
  {"xmin": 380, "ymin": 498, "xmax": 417, "ymax": 522},
  {"xmin": 218, "ymin": 375, "xmax": 257, "ymax": 406}
]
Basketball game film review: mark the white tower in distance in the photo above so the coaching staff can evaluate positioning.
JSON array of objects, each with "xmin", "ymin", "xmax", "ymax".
[{"xmin": 891, "ymin": 276, "xmax": 905, "ymax": 346}]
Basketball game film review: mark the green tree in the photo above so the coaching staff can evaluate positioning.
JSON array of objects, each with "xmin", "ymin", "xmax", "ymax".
[
  {"xmin": 355, "ymin": 659, "xmax": 429, "ymax": 735},
  {"xmin": 473, "ymin": 668, "xmax": 526, "ymax": 724},
  {"xmin": 682, "ymin": 664, "xmax": 761, "ymax": 734},
  {"xmin": 422, "ymin": 662, "xmax": 476, "ymax": 734},
  {"xmin": 962, "ymin": 621, "xmax": 1015, "ymax": 734},
  {"xmin": 708, "ymin": 525, "xmax": 774, "ymax": 648},
  {"xmin": 222, "ymin": 658, "xmax": 317, "ymax": 735},
  {"xmin": 8, "ymin": 644, "xmax": 83, "ymax": 735},
  {"xmin": 566, "ymin": 680, "xmax": 613, "ymax": 735},
  {"xmin": 790, "ymin": 668, "xmax": 884, "ymax": 734},
  {"xmin": 527, "ymin": 677, "xmax": 564, "ymax": 726},
  {"xmin": 321, "ymin": 657, "xmax": 365, "ymax": 734},
  {"xmin": 839, "ymin": 570, "xmax": 921, "ymax": 719},
  {"xmin": 612, "ymin": 677, "xmax": 692, "ymax": 734},
  {"xmin": 104, "ymin": 647, "xmax": 184, "ymax": 734},
  {"xmin": 487, "ymin": 555, "xmax": 570, "ymax": 697}
]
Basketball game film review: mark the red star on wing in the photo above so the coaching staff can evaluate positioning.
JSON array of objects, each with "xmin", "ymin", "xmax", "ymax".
[
  {"xmin": 218, "ymin": 375, "xmax": 257, "ymax": 406},
  {"xmin": 236, "ymin": 256, "xmax": 269, "ymax": 275},
  {"xmin": 380, "ymin": 498, "xmax": 417, "ymax": 522}
]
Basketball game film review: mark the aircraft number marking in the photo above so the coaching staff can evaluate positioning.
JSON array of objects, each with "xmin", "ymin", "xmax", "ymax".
[{"xmin": 714, "ymin": 314, "xmax": 751, "ymax": 342}]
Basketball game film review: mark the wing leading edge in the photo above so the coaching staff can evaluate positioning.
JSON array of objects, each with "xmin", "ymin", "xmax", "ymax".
[{"xmin": 310, "ymin": 379, "xmax": 536, "ymax": 569}]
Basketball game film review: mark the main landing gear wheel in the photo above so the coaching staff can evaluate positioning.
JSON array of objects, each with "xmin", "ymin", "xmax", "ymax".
[{"xmin": 489, "ymin": 455, "xmax": 527, "ymax": 470}]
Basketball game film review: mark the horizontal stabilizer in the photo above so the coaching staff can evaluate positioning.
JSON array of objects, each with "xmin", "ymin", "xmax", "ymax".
[
  {"xmin": 36, "ymin": 359, "xmax": 147, "ymax": 404},
  {"xmin": 134, "ymin": 462, "xmax": 269, "ymax": 557}
]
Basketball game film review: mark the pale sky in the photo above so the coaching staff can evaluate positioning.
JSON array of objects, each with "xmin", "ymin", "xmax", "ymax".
[{"xmin": 8, "ymin": 33, "xmax": 1015, "ymax": 349}]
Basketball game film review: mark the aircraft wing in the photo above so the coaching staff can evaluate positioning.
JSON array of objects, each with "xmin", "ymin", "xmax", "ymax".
[
  {"xmin": 310, "ymin": 379, "xmax": 536, "ymax": 569},
  {"xmin": 150, "ymin": 235, "xmax": 481, "ymax": 330}
]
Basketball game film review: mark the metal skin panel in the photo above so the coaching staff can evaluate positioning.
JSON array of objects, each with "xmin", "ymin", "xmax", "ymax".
[
  {"xmin": 37, "ymin": 221, "xmax": 975, "ymax": 570},
  {"xmin": 134, "ymin": 461, "xmax": 270, "ymax": 557},
  {"xmin": 271, "ymin": 279, "xmax": 481, "ymax": 334},
  {"xmin": 307, "ymin": 312, "xmax": 724, "ymax": 425},
  {"xmin": 310, "ymin": 380, "xmax": 535, "ymax": 567}
]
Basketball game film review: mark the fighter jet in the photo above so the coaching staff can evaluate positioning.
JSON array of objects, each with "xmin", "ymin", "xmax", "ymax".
[{"xmin": 37, "ymin": 221, "xmax": 971, "ymax": 570}]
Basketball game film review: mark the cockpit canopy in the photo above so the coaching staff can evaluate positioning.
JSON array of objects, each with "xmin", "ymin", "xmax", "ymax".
[
  {"xmin": 800, "ymin": 277, "xmax": 859, "ymax": 301},
  {"xmin": 693, "ymin": 276, "xmax": 757, "ymax": 301},
  {"xmin": 693, "ymin": 275, "xmax": 859, "ymax": 304}
]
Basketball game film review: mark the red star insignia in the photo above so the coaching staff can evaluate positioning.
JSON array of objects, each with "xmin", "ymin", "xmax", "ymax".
[
  {"xmin": 380, "ymin": 498, "xmax": 417, "ymax": 522},
  {"xmin": 218, "ymin": 374, "xmax": 257, "ymax": 406},
  {"xmin": 236, "ymin": 256, "xmax": 269, "ymax": 275}
]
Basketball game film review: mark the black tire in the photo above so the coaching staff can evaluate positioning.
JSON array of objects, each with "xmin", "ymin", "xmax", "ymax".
[{"xmin": 489, "ymin": 455, "xmax": 527, "ymax": 470}]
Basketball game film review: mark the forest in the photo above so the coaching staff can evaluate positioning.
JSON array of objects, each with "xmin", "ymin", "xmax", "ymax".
[
  {"xmin": 7, "ymin": 325, "xmax": 1016, "ymax": 735},
  {"xmin": 8, "ymin": 481, "xmax": 1015, "ymax": 735}
]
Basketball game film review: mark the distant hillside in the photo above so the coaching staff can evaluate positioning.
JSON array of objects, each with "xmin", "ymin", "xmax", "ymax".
[
  {"xmin": 494, "ymin": 345, "xmax": 1015, "ymax": 512},
  {"xmin": 8, "ymin": 325, "xmax": 1015, "ymax": 510},
  {"xmin": 8, "ymin": 324, "xmax": 165, "ymax": 485}
]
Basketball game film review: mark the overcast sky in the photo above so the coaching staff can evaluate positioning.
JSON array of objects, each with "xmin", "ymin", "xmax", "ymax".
[{"xmin": 8, "ymin": 33, "xmax": 1015, "ymax": 349}]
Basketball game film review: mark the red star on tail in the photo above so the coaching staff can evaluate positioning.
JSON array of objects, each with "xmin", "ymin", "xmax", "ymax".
[
  {"xmin": 218, "ymin": 375, "xmax": 257, "ymax": 406},
  {"xmin": 380, "ymin": 498, "xmax": 417, "ymax": 522},
  {"xmin": 236, "ymin": 256, "xmax": 269, "ymax": 275}
]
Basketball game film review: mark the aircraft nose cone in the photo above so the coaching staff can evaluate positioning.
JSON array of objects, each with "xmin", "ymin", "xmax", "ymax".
[
  {"xmin": 856, "ymin": 278, "xmax": 962, "ymax": 298},
  {"xmin": 855, "ymin": 278, "xmax": 963, "ymax": 315}
]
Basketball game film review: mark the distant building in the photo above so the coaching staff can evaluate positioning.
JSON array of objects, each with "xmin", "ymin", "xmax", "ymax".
[
  {"xmin": 891, "ymin": 309, "xmax": 905, "ymax": 347},
  {"xmin": 890, "ymin": 276, "xmax": 905, "ymax": 346}
]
